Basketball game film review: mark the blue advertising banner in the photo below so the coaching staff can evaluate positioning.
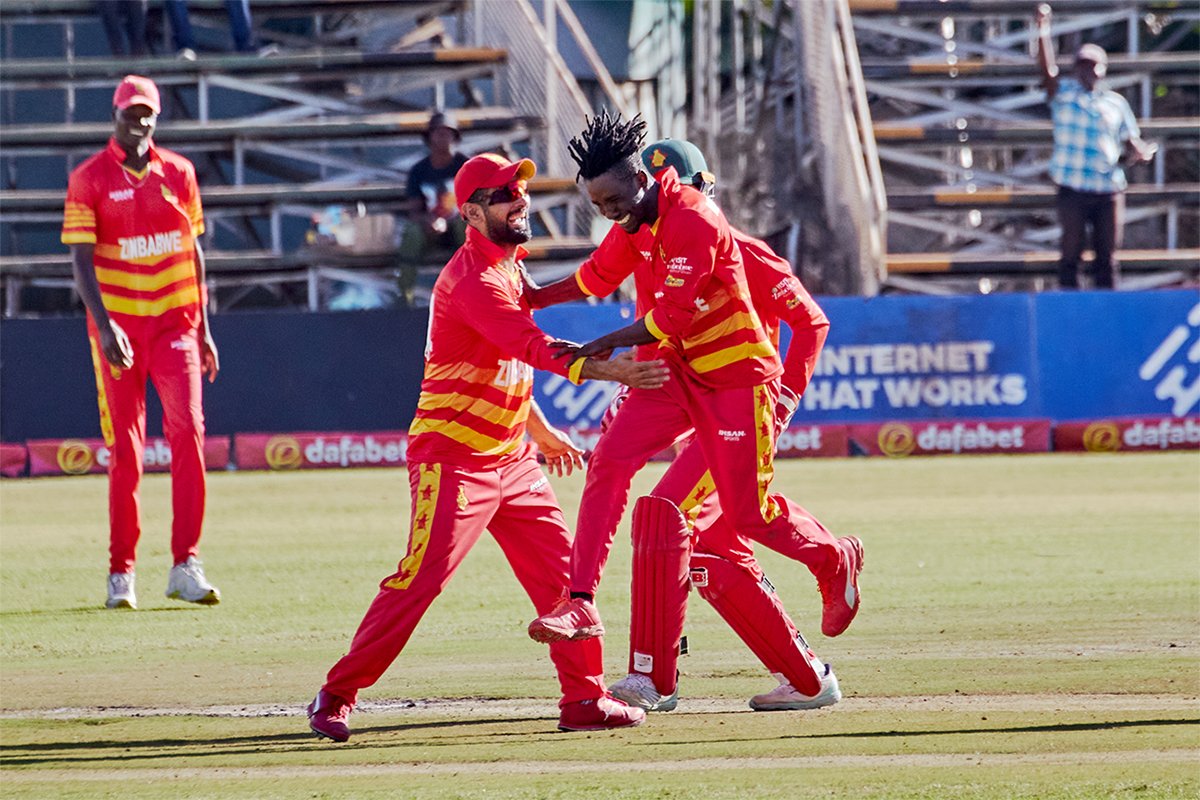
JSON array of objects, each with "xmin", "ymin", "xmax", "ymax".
[
  {"xmin": 1035, "ymin": 289, "xmax": 1200, "ymax": 421},
  {"xmin": 793, "ymin": 293, "xmax": 1038, "ymax": 423},
  {"xmin": 531, "ymin": 289, "xmax": 1200, "ymax": 428}
]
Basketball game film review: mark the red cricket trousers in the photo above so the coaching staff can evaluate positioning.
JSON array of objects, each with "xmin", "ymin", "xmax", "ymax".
[
  {"xmin": 323, "ymin": 452, "xmax": 606, "ymax": 707},
  {"xmin": 571, "ymin": 358, "xmax": 838, "ymax": 597},
  {"xmin": 652, "ymin": 435, "xmax": 840, "ymax": 582},
  {"xmin": 88, "ymin": 316, "xmax": 206, "ymax": 574}
]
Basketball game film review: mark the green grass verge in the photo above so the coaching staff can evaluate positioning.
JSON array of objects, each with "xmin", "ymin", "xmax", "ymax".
[{"xmin": 2, "ymin": 452, "xmax": 1198, "ymax": 798}]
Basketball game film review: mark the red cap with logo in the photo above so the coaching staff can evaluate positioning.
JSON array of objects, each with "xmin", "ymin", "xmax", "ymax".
[
  {"xmin": 113, "ymin": 75, "xmax": 161, "ymax": 114},
  {"xmin": 454, "ymin": 153, "xmax": 536, "ymax": 211}
]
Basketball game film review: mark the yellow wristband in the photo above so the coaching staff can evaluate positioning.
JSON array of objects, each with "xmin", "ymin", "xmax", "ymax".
[{"xmin": 568, "ymin": 357, "xmax": 588, "ymax": 385}]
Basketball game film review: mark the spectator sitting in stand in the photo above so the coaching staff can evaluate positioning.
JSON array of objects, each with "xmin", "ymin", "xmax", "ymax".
[{"xmin": 396, "ymin": 111, "xmax": 469, "ymax": 305}]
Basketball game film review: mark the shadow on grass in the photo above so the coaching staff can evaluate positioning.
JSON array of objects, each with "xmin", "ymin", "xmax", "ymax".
[
  {"xmin": 790, "ymin": 716, "xmax": 1200, "ymax": 740},
  {"xmin": 0, "ymin": 715, "xmax": 554, "ymax": 767},
  {"xmin": 0, "ymin": 607, "xmax": 202, "ymax": 617}
]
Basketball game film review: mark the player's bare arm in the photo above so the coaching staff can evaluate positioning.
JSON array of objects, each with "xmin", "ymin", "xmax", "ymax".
[
  {"xmin": 573, "ymin": 319, "xmax": 658, "ymax": 361},
  {"xmin": 193, "ymin": 240, "xmax": 219, "ymax": 382},
  {"xmin": 1035, "ymin": 4, "xmax": 1059, "ymax": 98},
  {"xmin": 527, "ymin": 401, "xmax": 585, "ymax": 477},
  {"xmin": 580, "ymin": 350, "xmax": 668, "ymax": 389},
  {"xmin": 69, "ymin": 242, "xmax": 133, "ymax": 369},
  {"xmin": 523, "ymin": 272, "xmax": 588, "ymax": 309}
]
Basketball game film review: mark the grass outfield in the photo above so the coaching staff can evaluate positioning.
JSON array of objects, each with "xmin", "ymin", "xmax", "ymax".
[{"xmin": 1, "ymin": 452, "xmax": 1197, "ymax": 799}]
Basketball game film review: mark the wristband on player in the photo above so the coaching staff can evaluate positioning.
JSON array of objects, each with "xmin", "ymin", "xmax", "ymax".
[{"xmin": 568, "ymin": 356, "xmax": 588, "ymax": 385}]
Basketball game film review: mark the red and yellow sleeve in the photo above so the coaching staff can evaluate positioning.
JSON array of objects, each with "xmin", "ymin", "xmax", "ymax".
[
  {"xmin": 574, "ymin": 225, "xmax": 642, "ymax": 298},
  {"xmin": 61, "ymin": 172, "xmax": 97, "ymax": 245},
  {"xmin": 184, "ymin": 164, "xmax": 205, "ymax": 236},
  {"xmin": 462, "ymin": 271, "xmax": 581, "ymax": 383}
]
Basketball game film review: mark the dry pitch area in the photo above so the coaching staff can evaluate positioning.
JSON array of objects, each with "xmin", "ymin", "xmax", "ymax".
[{"xmin": 1, "ymin": 452, "xmax": 1197, "ymax": 799}]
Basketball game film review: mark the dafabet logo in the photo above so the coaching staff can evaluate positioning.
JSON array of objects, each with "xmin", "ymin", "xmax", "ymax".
[
  {"xmin": 264, "ymin": 436, "xmax": 303, "ymax": 470},
  {"xmin": 56, "ymin": 440, "xmax": 95, "ymax": 474}
]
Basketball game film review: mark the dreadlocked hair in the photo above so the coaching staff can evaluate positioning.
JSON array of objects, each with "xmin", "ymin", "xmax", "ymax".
[{"xmin": 568, "ymin": 110, "xmax": 647, "ymax": 182}]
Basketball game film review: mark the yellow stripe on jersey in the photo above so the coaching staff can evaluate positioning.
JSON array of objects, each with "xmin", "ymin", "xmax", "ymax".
[
  {"xmin": 101, "ymin": 285, "xmax": 200, "ymax": 317},
  {"xmin": 423, "ymin": 361, "xmax": 476, "ymax": 383},
  {"xmin": 94, "ymin": 242, "xmax": 189, "ymax": 267},
  {"xmin": 416, "ymin": 390, "xmax": 532, "ymax": 428},
  {"xmin": 408, "ymin": 417, "xmax": 523, "ymax": 457},
  {"xmin": 575, "ymin": 269, "xmax": 602, "ymax": 297},
  {"xmin": 383, "ymin": 463, "xmax": 440, "ymax": 590},
  {"xmin": 754, "ymin": 384, "xmax": 782, "ymax": 523},
  {"xmin": 88, "ymin": 335, "xmax": 117, "ymax": 448},
  {"xmin": 644, "ymin": 308, "xmax": 669, "ymax": 341},
  {"xmin": 688, "ymin": 339, "xmax": 777, "ymax": 375},
  {"xmin": 682, "ymin": 309, "xmax": 760, "ymax": 348},
  {"xmin": 62, "ymin": 231, "xmax": 98, "ymax": 244},
  {"xmin": 95, "ymin": 259, "xmax": 196, "ymax": 292}
]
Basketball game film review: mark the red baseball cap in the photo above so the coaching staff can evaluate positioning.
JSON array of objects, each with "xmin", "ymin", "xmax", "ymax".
[
  {"xmin": 113, "ymin": 75, "xmax": 161, "ymax": 114},
  {"xmin": 454, "ymin": 153, "xmax": 536, "ymax": 210}
]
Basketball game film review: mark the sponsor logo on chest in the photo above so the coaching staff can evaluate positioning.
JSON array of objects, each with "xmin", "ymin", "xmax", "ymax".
[{"xmin": 108, "ymin": 188, "xmax": 135, "ymax": 202}]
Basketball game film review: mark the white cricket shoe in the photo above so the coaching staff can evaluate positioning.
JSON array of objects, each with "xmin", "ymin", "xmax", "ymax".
[
  {"xmin": 609, "ymin": 673, "xmax": 678, "ymax": 712},
  {"xmin": 749, "ymin": 663, "xmax": 842, "ymax": 711},
  {"xmin": 106, "ymin": 572, "xmax": 137, "ymax": 609},
  {"xmin": 165, "ymin": 556, "xmax": 221, "ymax": 605}
]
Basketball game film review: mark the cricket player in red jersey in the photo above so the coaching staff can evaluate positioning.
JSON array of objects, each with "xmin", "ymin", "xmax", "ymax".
[
  {"xmin": 306, "ymin": 154, "xmax": 667, "ymax": 741},
  {"xmin": 527, "ymin": 115, "xmax": 862, "ymax": 708},
  {"xmin": 63, "ymin": 75, "xmax": 220, "ymax": 611},
  {"xmin": 610, "ymin": 140, "xmax": 854, "ymax": 711}
]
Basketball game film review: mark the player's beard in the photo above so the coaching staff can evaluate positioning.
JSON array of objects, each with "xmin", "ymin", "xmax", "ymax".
[{"xmin": 487, "ymin": 211, "xmax": 531, "ymax": 245}]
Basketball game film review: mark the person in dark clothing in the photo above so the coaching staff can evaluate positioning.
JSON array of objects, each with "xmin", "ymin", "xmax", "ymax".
[{"xmin": 396, "ymin": 111, "xmax": 469, "ymax": 304}]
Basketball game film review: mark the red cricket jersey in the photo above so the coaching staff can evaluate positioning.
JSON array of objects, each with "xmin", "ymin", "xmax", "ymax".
[
  {"xmin": 62, "ymin": 139, "xmax": 205, "ymax": 331},
  {"xmin": 574, "ymin": 169, "xmax": 800, "ymax": 390},
  {"xmin": 406, "ymin": 226, "xmax": 583, "ymax": 469}
]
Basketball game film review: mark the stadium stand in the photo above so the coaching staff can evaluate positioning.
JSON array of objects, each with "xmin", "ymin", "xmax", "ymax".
[
  {"xmin": 0, "ymin": 0, "xmax": 600, "ymax": 315},
  {"xmin": 848, "ymin": 0, "xmax": 1200, "ymax": 292}
]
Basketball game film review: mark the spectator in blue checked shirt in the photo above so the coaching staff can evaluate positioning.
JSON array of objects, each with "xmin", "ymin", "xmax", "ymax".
[{"xmin": 1035, "ymin": 4, "xmax": 1157, "ymax": 289}]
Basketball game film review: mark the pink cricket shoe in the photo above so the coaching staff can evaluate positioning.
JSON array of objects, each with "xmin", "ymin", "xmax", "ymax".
[
  {"xmin": 820, "ymin": 536, "xmax": 864, "ymax": 637},
  {"xmin": 558, "ymin": 694, "xmax": 646, "ymax": 732},
  {"xmin": 527, "ymin": 597, "xmax": 605, "ymax": 643},
  {"xmin": 307, "ymin": 690, "xmax": 352, "ymax": 742}
]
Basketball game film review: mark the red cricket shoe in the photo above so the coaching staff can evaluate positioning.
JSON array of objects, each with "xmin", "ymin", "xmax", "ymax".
[
  {"xmin": 820, "ymin": 536, "xmax": 864, "ymax": 637},
  {"xmin": 307, "ymin": 690, "xmax": 352, "ymax": 742},
  {"xmin": 558, "ymin": 694, "xmax": 646, "ymax": 732},
  {"xmin": 527, "ymin": 597, "xmax": 605, "ymax": 643}
]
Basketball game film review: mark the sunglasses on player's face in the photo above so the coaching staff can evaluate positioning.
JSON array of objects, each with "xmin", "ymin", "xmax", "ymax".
[{"xmin": 477, "ymin": 180, "xmax": 528, "ymax": 206}]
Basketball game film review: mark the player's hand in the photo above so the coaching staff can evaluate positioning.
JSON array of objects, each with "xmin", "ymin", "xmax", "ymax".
[
  {"xmin": 775, "ymin": 385, "xmax": 800, "ymax": 434},
  {"xmin": 200, "ymin": 331, "xmax": 220, "ymax": 383},
  {"xmin": 532, "ymin": 426, "xmax": 585, "ymax": 477},
  {"xmin": 599, "ymin": 385, "xmax": 630, "ymax": 434},
  {"xmin": 550, "ymin": 339, "xmax": 580, "ymax": 360},
  {"xmin": 99, "ymin": 318, "xmax": 134, "ymax": 369},
  {"xmin": 585, "ymin": 351, "xmax": 668, "ymax": 389}
]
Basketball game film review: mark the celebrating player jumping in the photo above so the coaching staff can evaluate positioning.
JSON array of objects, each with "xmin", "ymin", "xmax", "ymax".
[{"xmin": 525, "ymin": 113, "xmax": 863, "ymax": 711}]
